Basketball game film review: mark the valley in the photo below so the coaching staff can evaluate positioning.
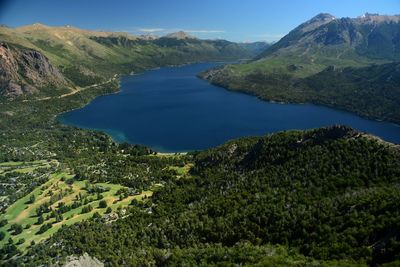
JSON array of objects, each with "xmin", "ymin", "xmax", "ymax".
[{"xmin": 0, "ymin": 6, "xmax": 399, "ymax": 266}]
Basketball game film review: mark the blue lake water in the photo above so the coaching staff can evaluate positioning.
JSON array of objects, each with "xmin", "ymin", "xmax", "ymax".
[{"xmin": 59, "ymin": 62, "xmax": 400, "ymax": 152}]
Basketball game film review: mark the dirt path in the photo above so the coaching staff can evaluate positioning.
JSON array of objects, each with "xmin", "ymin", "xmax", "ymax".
[{"xmin": 22, "ymin": 74, "xmax": 118, "ymax": 102}]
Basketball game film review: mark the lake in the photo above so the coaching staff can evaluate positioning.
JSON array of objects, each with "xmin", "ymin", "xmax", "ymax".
[{"xmin": 59, "ymin": 62, "xmax": 400, "ymax": 152}]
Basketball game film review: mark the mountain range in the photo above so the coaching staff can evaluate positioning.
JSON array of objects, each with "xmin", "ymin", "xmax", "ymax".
[
  {"xmin": 201, "ymin": 13, "xmax": 400, "ymax": 123},
  {"xmin": 0, "ymin": 24, "xmax": 266, "ymax": 98}
]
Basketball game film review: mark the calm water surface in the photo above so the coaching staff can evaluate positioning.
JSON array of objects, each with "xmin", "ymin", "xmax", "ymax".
[{"xmin": 59, "ymin": 63, "xmax": 400, "ymax": 152}]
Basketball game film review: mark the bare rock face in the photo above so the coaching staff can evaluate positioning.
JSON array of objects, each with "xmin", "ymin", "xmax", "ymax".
[
  {"xmin": 0, "ymin": 44, "xmax": 19, "ymax": 81},
  {"xmin": 5, "ymin": 82, "xmax": 23, "ymax": 96},
  {"xmin": 21, "ymin": 49, "xmax": 64, "ymax": 83},
  {"xmin": 0, "ymin": 42, "xmax": 66, "ymax": 98},
  {"xmin": 63, "ymin": 253, "xmax": 104, "ymax": 267}
]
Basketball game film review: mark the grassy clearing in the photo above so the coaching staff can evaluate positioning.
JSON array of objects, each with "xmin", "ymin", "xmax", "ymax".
[
  {"xmin": 0, "ymin": 168, "xmax": 151, "ymax": 251},
  {"xmin": 167, "ymin": 163, "xmax": 193, "ymax": 177}
]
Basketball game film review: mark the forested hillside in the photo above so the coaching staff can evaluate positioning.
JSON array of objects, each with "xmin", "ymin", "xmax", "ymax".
[
  {"xmin": 202, "ymin": 62, "xmax": 400, "ymax": 123},
  {"xmin": 10, "ymin": 126, "xmax": 400, "ymax": 266}
]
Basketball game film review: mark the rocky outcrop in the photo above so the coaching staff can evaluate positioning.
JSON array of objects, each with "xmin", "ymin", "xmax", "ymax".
[
  {"xmin": 0, "ymin": 42, "xmax": 66, "ymax": 98},
  {"xmin": 21, "ymin": 49, "xmax": 64, "ymax": 83},
  {"xmin": 63, "ymin": 253, "xmax": 104, "ymax": 267}
]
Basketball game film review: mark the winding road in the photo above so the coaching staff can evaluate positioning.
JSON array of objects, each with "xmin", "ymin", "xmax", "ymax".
[{"xmin": 22, "ymin": 74, "xmax": 118, "ymax": 102}]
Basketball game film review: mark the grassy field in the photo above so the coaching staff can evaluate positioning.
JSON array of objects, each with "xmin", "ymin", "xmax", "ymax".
[{"xmin": 0, "ymin": 164, "xmax": 152, "ymax": 252}]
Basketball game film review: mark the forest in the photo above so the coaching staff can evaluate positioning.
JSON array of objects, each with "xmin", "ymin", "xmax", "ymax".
[{"xmin": 4, "ymin": 126, "xmax": 399, "ymax": 266}]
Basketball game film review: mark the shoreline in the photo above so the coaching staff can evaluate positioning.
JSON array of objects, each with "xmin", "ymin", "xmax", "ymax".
[
  {"xmin": 55, "ymin": 62, "xmax": 400, "ymax": 152},
  {"xmin": 203, "ymin": 79, "xmax": 400, "ymax": 127}
]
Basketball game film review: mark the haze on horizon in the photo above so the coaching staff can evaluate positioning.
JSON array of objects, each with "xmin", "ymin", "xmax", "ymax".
[{"xmin": 0, "ymin": 0, "xmax": 399, "ymax": 42}]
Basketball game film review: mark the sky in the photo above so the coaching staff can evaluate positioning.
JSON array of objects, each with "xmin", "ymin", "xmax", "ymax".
[{"xmin": 0, "ymin": 0, "xmax": 399, "ymax": 42}]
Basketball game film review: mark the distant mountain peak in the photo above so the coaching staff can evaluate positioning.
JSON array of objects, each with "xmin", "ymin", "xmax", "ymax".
[
  {"xmin": 311, "ymin": 13, "xmax": 336, "ymax": 21},
  {"xmin": 296, "ymin": 13, "xmax": 336, "ymax": 34},
  {"xmin": 165, "ymin": 31, "xmax": 196, "ymax": 39}
]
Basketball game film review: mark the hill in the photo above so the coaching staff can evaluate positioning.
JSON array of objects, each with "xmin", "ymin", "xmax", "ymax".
[
  {"xmin": 14, "ymin": 126, "xmax": 400, "ymax": 266},
  {"xmin": 201, "ymin": 13, "xmax": 400, "ymax": 123}
]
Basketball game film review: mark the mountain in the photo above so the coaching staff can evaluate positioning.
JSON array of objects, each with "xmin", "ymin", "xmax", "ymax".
[
  {"xmin": 164, "ymin": 31, "xmax": 196, "ymax": 39},
  {"xmin": 0, "ymin": 24, "xmax": 257, "ymax": 99},
  {"xmin": 257, "ymin": 12, "xmax": 400, "ymax": 61},
  {"xmin": 256, "ymin": 13, "xmax": 336, "ymax": 59},
  {"xmin": 201, "ymin": 13, "xmax": 400, "ymax": 123}
]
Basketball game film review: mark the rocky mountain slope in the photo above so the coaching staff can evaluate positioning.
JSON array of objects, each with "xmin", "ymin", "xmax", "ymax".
[
  {"xmin": 0, "ymin": 42, "xmax": 66, "ymax": 98},
  {"xmin": 201, "ymin": 13, "xmax": 400, "ymax": 123},
  {"xmin": 258, "ymin": 13, "xmax": 400, "ymax": 61},
  {"xmin": 0, "ymin": 25, "xmax": 256, "ymax": 98}
]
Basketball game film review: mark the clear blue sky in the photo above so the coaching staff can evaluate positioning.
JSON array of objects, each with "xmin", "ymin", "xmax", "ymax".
[{"xmin": 0, "ymin": 0, "xmax": 399, "ymax": 42}]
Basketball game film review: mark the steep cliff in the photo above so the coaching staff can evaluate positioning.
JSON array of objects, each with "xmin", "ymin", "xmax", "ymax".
[{"xmin": 0, "ymin": 42, "xmax": 66, "ymax": 98}]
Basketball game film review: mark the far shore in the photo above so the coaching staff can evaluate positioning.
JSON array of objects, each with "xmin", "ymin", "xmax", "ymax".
[{"xmin": 153, "ymin": 152, "xmax": 188, "ymax": 156}]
